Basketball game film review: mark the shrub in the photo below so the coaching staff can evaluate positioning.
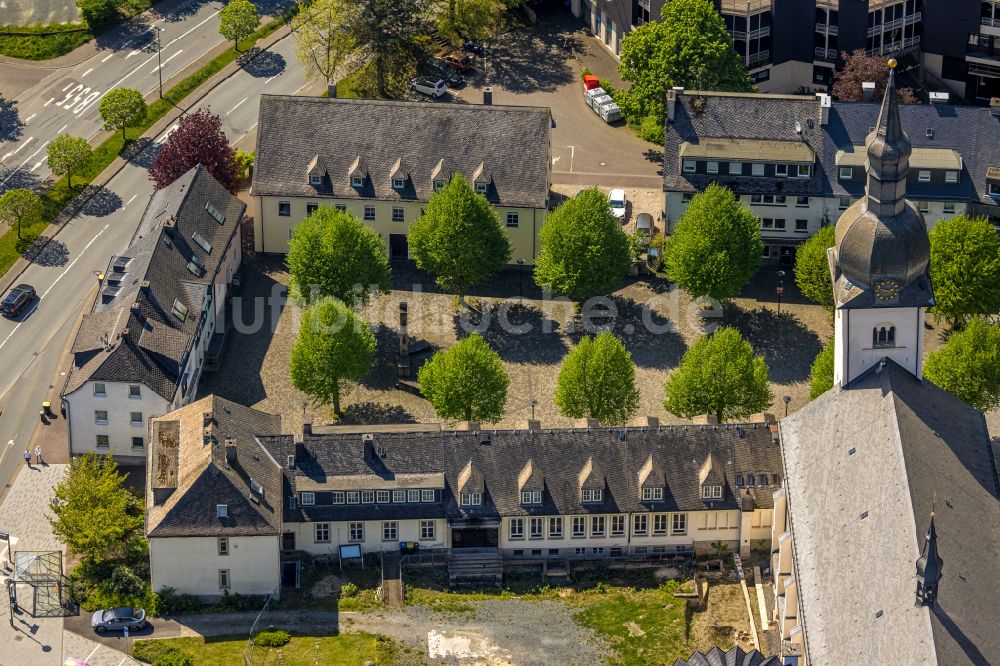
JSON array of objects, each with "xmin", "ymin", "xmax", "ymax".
[
  {"xmin": 132, "ymin": 640, "xmax": 194, "ymax": 666},
  {"xmin": 157, "ymin": 587, "xmax": 202, "ymax": 615},
  {"xmin": 580, "ymin": 67, "xmax": 592, "ymax": 80},
  {"xmin": 340, "ymin": 582, "xmax": 359, "ymax": 598},
  {"xmin": 254, "ymin": 630, "xmax": 291, "ymax": 648},
  {"xmin": 636, "ymin": 114, "xmax": 665, "ymax": 145},
  {"xmin": 110, "ymin": 564, "xmax": 146, "ymax": 599}
]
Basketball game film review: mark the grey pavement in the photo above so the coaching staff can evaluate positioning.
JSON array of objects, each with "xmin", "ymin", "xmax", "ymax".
[{"xmin": 0, "ymin": 0, "xmax": 79, "ymax": 27}]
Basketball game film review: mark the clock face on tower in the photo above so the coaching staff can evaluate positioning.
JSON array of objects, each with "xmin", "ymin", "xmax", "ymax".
[{"xmin": 874, "ymin": 279, "xmax": 901, "ymax": 302}]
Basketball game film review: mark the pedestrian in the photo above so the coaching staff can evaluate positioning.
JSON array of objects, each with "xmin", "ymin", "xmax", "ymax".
[
  {"xmin": 23, "ymin": 450, "xmax": 30, "ymax": 467},
  {"xmin": 34, "ymin": 446, "xmax": 42, "ymax": 465}
]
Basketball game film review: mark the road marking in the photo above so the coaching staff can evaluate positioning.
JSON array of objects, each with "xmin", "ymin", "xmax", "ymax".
[
  {"xmin": 57, "ymin": 124, "xmax": 68, "ymax": 134},
  {"xmin": 116, "ymin": 658, "xmax": 128, "ymax": 666},
  {"xmin": 62, "ymin": 82, "xmax": 73, "ymax": 92},
  {"xmin": 30, "ymin": 159, "xmax": 45, "ymax": 172},
  {"xmin": 82, "ymin": 68, "xmax": 93, "ymax": 77},
  {"xmin": 43, "ymin": 98, "xmax": 54, "ymax": 107},
  {"xmin": 1, "ymin": 136, "xmax": 33, "ymax": 161},
  {"xmin": 85, "ymin": 644, "xmax": 100, "ymax": 662},
  {"xmin": 126, "ymin": 49, "xmax": 142, "ymax": 59},
  {"xmin": 24, "ymin": 113, "xmax": 35, "ymax": 123},
  {"xmin": 41, "ymin": 223, "xmax": 111, "ymax": 301},
  {"xmin": 227, "ymin": 96, "xmax": 249, "ymax": 114},
  {"xmin": 101, "ymin": 52, "xmax": 115, "ymax": 63},
  {"xmin": 0, "ymin": 140, "xmax": 49, "ymax": 188},
  {"xmin": 151, "ymin": 49, "xmax": 184, "ymax": 73},
  {"xmin": 126, "ymin": 194, "xmax": 137, "ymax": 206},
  {"xmin": 171, "ymin": 9, "xmax": 221, "ymax": 45},
  {"xmin": 264, "ymin": 74, "xmax": 278, "ymax": 85},
  {"xmin": 552, "ymin": 156, "xmax": 560, "ymax": 164},
  {"xmin": 156, "ymin": 123, "xmax": 179, "ymax": 143},
  {"xmin": 567, "ymin": 145, "xmax": 575, "ymax": 172}
]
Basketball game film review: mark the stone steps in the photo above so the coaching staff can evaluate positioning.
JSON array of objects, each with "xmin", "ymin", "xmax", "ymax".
[{"xmin": 448, "ymin": 549, "xmax": 503, "ymax": 587}]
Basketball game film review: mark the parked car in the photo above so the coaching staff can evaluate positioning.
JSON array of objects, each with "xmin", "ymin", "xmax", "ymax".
[
  {"xmin": 609, "ymin": 189, "xmax": 627, "ymax": 220},
  {"xmin": 0, "ymin": 283, "xmax": 35, "ymax": 317},
  {"xmin": 463, "ymin": 39, "xmax": 484, "ymax": 55},
  {"xmin": 438, "ymin": 50, "xmax": 472, "ymax": 72},
  {"xmin": 420, "ymin": 60, "xmax": 464, "ymax": 87},
  {"xmin": 91, "ymin": 607, "xmax": 147, "ymax": 634},
  {"xmin": 410, "ymin": 78, "xmax": 447, "ymax": 98},
  {"xmin": 635, "ymin": 212, "xmax": 653, "ymax": 233}
]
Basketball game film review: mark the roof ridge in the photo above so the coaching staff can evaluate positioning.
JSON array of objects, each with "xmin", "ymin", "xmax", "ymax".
[{"xmin": 259, "ymin": 93, "xmax": 550, "ymax": 114}]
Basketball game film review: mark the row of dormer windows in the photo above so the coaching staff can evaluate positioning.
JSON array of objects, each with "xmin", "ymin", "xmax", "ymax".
[
  {"xmin": 683, "ymin": 159, "xmax": 813, "ymax": 179},
  {"xmin": 839, "ymin": 165, "xmax": 959, "ymax": 183},
  {"xmin": 308, "ymin": 172, "xmax": 489, "ymax": 194},
  {"xmin": 296, "ymin": 489, "xmax": 438, "ymax": 507},
  {"xmin": 508, "ymin": 513, "xmax": 690, "ymax": 539}
]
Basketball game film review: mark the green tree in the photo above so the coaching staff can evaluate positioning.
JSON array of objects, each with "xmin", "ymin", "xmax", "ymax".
[
  {"xmin": 794, "ymin": 225, "xmax": 836, "ymax": 309},
  {"xmin": 219, "ymin": 0, "xmax": 260, "ymax": 51},
  {"xmin": 0, "ymin": 188, "xmax": 42, "ymax": 240},
  {"xmin": 809, "ymin": 338, "xmax": 835, "ymax": 399},
  {"xmin": 77, "ymin": 0, "xmax": 117, "ymax": 29},
  {"xmin": 347, "ymin": 0, "xmax": 428, "ymax": 97},
  {"xmin": 533, "ymin": 187, "xmax": 630, "ymax": 301},
  {"xmin": 47, "ymin": 133, "xmax": 93, "ymax": 189},
  {"xmin": 290, "ymin": 300, "xmax": 376, "ymax": 415},
  {"xmin": 554, "ymin": 331, "xmax": 640, "ymax": 425},
  {"xmin": 408, "ymin": 174, "xmax": 511, "ymax": 305},
  {"xmin": 99, "ymin": 88, "xmax": 147, "ymax": 140},
  {"xmin": 664, "ymin": 183, "xmax": 762, "ymax": 302},
  {"xmin": 928, "ymin": 215, "xmax": 1000, "ymax": 327},
  {"xmin": 438, "ymin": 0, "xmax": 504, "ymax": 43},
  {"xmin": 418, "ymin": 333, "xmax": 509, "ymax": 422},
  {"xmin": 617, "ymin": 0, "xmax": 751, "ymax": 126},
  {"xmin": 287, "ymin": 206, "xmax": 391, "ymax": 307},
  {"xmin": 49, "ymin": 453, "xmax": 144, "ymax": 562},
  {"xmin": 664, "ymin": 327, "xmax": 773, "ymax": 423},
  {"xmin": 291, "ymin": 0, "xmax": 356, "ymax": 91},
  {"xmin": 924, "ymin": 318, "xmax": 1000, "ymax": 412}
]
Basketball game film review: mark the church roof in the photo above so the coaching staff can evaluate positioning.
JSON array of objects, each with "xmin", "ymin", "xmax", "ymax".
[{"xmin": 779, "ymin": 360, "xmax": 1000, "ymax": 665}]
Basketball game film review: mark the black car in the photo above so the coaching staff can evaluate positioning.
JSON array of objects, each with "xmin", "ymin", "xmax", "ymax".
[
  {"xmin": 463, "ymin": 39, "xmax": 485, "ymax": 56},
  {"xmin": 1, "ymin": 283, "xmax": 35, "ymax": 317},
  {"xmin": 420, "ymin": 60, "xmax": 464, "ymax": 88}
]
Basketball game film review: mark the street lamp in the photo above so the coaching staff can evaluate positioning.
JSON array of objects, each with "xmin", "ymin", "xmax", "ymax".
[
  {"xmin": 530, "ymin": 399, "xmax": 537, "ymax": 421},
  {"xmin": 782, "ymin": 394, "xmax": 791, "ymax": 417},
  {"xmin": 776, "ymin": 270, "xmax": 786, "ymax": 315},
  {"xmin": 155, "ymin": 27, "xmax": 165, "ymax": 99}
]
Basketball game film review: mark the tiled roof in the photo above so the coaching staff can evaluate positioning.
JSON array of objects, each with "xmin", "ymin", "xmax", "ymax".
[
  {"xmin": 63, "ymin": 165, "xmax": 244, "ymax": 400},
  {"xmin": 146, "ymin": 396, "xmax": 283, "ymax": 538},
  {"xmin": 673, "ymin": 646, "xmax": 780, "ymax": 666},
  {"xmin": 779, "ymin": 360, "xmax": 1000, "ymax": 665},
  {"xmin": 251, "ymin": 95, "xmax": 551, "ymax": 209}
]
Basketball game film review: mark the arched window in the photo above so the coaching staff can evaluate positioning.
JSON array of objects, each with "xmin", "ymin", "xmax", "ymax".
[{"xmin": 873, "ymin": 325, "xmax": 896, "ymax": 349}]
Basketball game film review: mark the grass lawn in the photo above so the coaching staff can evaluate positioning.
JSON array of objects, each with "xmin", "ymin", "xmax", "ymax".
[
  {"xmin": 132, "ymin": 632, "xmax": 400, "ymax": 665},
  {"xmin": 0, "ymin": 24, "xmax": 92, "ymax": 60}
]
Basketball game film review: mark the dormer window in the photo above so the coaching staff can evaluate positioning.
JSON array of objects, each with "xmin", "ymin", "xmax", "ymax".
[
  {"xmin": 393, "ymin": 178, "xmax": 405, "ymax": 189},
  {"xmin": 918, "ymin": 170, "xmax": 931, "ymax": 182},
  {"xmin": 310, "ymin": 174, "xmax": 322, "ymax": 186},
  {"xmin": 945, "ymin": 171, "xmax": 958, "ymax": 183},
  {"xmin": 641, "ymin": 487, "xmax": 663, "ymax": 501},
  {"xmin": 351, "ymin": 176, "xmax": 363, "ymax": 187},
  {"xmin": 990, "ymin": 183, "xmax": 1000, "ymax": 196},
  {"xmin": 702, "ymin": 485, "xmax": 722, "ymax": 499},
  {"xmin": 475, "ymin": 181, "xmax": 488, "ymax": 194},
  {"xmin": 521, "ymin": 490, "xmax": 541, "ymax": 505},
  {"xmin": 217, "ymin": 504, "xmax": 228, "ymax": 518},
  {"xmin": 582, "ymin": 488, "xmax": 603, "ymax": 503},
  {"xmin": 460, "ymin": 492, "xmax": 482, "ymax": 506},
  {"xmin": 433, "ymin": 179, "xmax": 445, "ymax": 191}
]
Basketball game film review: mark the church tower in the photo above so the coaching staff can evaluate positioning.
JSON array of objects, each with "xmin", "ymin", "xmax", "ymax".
[{"xmin": 828, "ymin": 60, "xmax": 934, "ymax": 387}]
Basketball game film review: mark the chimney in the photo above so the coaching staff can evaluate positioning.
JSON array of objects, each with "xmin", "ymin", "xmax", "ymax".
[
  {"xmin": 991, "ymin": 97, "xmax": 1000, "ymax": 118},
  {"xmin": 517, "ymin": 419, "xmax": 541, "ymax": 431},
  {"xmin": 302, "ymin": 413, "xmax": 312, "ymax": 436},
  {"xmin": 328, "ymin": 80, "xmax": 337, "ymax": 98},
  {"xmin": 861, "ymin": 81, "xmax": 876, "ymax": 102},
  {"xmin": 816, "ymin": 93, "xmax": 831, "ymax": 125},
  {"xmin": 483, "ymin": 87, "xmax": 493, "ymax": 105},
  {"xmin": 224, "ymin": 438, "xmax": 237, "ymax": 466},
  {"xmin": 666, "ymin": 87, "xmax": 683, "ymax": 123},
  {"xmin": 630, "ymin": 416, "xmax": 659, "ymax": 428},
  {"xmin": 479, "ymin": 433, "xmax": 491, "ymax": 445},
  {"xmin": 362, "ymin": 433, "xmax": 376, "ymax": 460},
  {"xmin": 929, "ymin": 91, "xmax": 949, "ymax": 104}
]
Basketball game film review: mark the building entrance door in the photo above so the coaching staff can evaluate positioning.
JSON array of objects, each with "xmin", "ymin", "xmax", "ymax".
[{"xmin": 451, "ymin": 527, "xmax": 499, "ymax": 549}]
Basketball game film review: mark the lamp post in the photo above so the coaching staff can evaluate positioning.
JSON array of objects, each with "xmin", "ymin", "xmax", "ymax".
[
  {"xmin": 530, "ymin": 399, "xmax": 537, "ymax": 420},
  {"xmin": 782, "ymin": 394, "xmax": 791, "ymax": 417},
  {"xmin": 155, "ymin": 27, "xmax": 165, "ymax": 98},
  {"xmin": 776, "ymin": 270, "xmax": 786, "ymax": 315}
]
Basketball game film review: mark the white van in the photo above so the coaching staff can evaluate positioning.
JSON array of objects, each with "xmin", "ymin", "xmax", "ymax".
[{"xmin": 410, "ymin": 78, "xmax": 447, "ymax": 98}]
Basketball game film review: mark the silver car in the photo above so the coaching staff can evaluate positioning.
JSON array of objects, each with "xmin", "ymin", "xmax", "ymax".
[
  {"xmin": 410, "ymin": 77, "xmax": 447, "ymax": 98},
  {"xmin": 91, "ymin": 607, "xmax": 147, "ymax": 634}
]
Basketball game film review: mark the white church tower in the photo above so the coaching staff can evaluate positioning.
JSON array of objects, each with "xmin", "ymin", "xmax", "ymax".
[{"xmin": 828, "ymin": 60, "xmax": 935, "ymax": 387}]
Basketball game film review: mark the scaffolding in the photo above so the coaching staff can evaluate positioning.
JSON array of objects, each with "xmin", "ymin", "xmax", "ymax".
[{"xmin": 12, "ymin": 551, "xmax": 72, "ymax": 617}]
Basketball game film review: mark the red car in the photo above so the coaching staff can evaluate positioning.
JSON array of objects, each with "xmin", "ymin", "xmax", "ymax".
[
  {"xmin": 1, "ymin": 283, "xmax": 35, "ymax": 317},
  {"xmin": 438, "ymin": 50, "xmax": 472, "ymax": 72}
]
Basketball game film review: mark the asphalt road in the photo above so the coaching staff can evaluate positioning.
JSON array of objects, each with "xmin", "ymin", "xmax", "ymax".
[
  {"xmin": 0, "ymin": 31, "xmax": 306, "ymax": 500},
  {"xmin": 0, "ymin": 0, "xmax": 286, "ymax": 194}
]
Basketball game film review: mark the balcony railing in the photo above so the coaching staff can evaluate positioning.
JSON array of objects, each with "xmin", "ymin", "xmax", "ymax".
[
  {"xmin": 814, "ymin": 47, "xmax": 838, "ymax": 60},
  {"xmin": 866, "ymin": 35, "xmax": 920, "ymax": 56},
  {"xmin": 747, "ymin": 51, "xmax": 771, "ymax": 69},
  {"xmin": 983, "ymin": 17, "xmax": 1000, "ymax": 28},
  {"xmin": 867, "ymin": 12, "xmax": 922, "ymax": 37},
  {"xmin": 816, "ymin": 22, "xmax": 838, "ymax": 35},
  {"xmin": 968, "ymin": 34, "xmax": 1000, "ymax": 59}
]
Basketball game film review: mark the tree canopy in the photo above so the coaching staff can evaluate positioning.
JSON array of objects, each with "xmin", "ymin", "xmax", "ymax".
[
  {"xmin": 49, "ymin": 453, "xmax": 144, "ymax": 562},
  {"xmin": 554, "ymin": 331, "xmax": 640, "ymax": 425},
  {"xmin": 290, "ymin": 299, "xmax": 376, "ymax": 415},
  {"xmin": 924, "ymin": 317, "xmax": 1000, "ymax": 412},
  {"xmin": 0, "ymin": 188, "xmax": 42, "ymax": 240},
  {"xmin": 346, "ymin": 0, "xmax": 428, "ymax": 97},
  {"xmin": 219, "ymin": 0, "xmax": 260, "ymax": 50},
  {"xmin": 149, "ymin": 108, "xmax": 239, "ymax": 193},
  {"xmin": 618, "ymin": 0, "xmax": 751, "ymax": 124},
  {"xmin": 99, "ymin": 88, "xmax": 147, "ymax": 140},
  {"xmin": 794, "ymin": 224, "xmax": 836, "ymax": 309},
  {"xmin": 292, "ymin": 0, "xmax": 356, "ymax": 89},
  {"xmin": 407, "ymin": 174, "xmax": 511, "ymax": 301},
  {"xmin": 418, "ymin": 333, "xmax": 509, "ymax": 422},
  {"xmin": 438, "ymin": 0, "xmax": 504, "ymax": 43},
  {"xmin": 664, "ymin": 183, "xmax": 763, "ymax": 301},
  {"xmin": 287, "ymin": 206, "xmax": 391, "ymax": 307},
  {"xmin": 664, "ymin": 327, "xmax": 773, "ymax": 423},
  {"xmin": 809, "ymin": 338, "xmax": 835, "ymax": 399},
  {"xmin": 47, "ymin": 133, "xmax": 93, "ymax": 188},
  {"xmin": 928, "ymin": 215, "xmax": 1000, "ymax": 327},
  {"xmin": 832, "ymin": 49, "xmax": 917, "ymax": 103},
  {"xmin": 533, "ymin": 187, "xmax": 630, "ymax": 301}
]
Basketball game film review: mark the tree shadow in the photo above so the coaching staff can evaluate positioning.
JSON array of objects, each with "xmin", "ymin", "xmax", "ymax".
[
  {"xmin": 356, "ymin": 323, "xmax": 436, "ymax": 391},
  {"xmin": 486, "ymin": 17, "xmax": 576, "ymax": 93},
  {"xmin": 153, "ymin": 0, "xmax": 216, "ymax": 23},
  {"xmin": 94, "ymin": 18, "xmax": 156, "ymax": 52},
  {"xmin": 121, "ymin": 137, "xmax": 160, "ymax": 169},
  {"xmin": 20, "ymin": 236, "xmax": 69, "ymax": 267},
  {"xmin": 722, "ymin": 304, "xmax": 822, "ymax": 383},
  {"xmin": 79, "ymin": 185, "xmax": 123, "ymax": 217},
  {"xmin": 0, "ymin": 163, "xmax": 43, "ymax": 194},
  {"xmin": 643, "ymin": 149, "xmax": 664, "ymax": 176},
  {"xmin": 452, "ymin": 302, "xmax": 569, "ymax": 364},
  {"xmin": 0, "ymin": 95, "xmax": 25, "ymax": 143},
  {"xmin": 738, "ymin": 266, "xmax": 813, "ymax": 306},
  {"xmin": 338, "ymin": 402, "xmax": 417, "ymax": 425},
  {"xmin": 238, "ymin": 47, "xmax": 286, "ymax": 78}
]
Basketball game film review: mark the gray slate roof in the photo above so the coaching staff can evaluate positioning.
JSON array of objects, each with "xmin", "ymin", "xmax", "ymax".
[
  {"xmin": 252, "ymin": 95, "xmax": 551, "ymax": 209},
  {"xmin": 663, "ymin": 91, "xmax": 1000, "ymax": 205},
  {"xmin": 673, "ymin": 646, "xmax": 780, "ymax": 666},
  {"xmin": 63, "ymin": 165, "xmax": 245, "ymax": 400},
  {"xmin": 779, "ymin": 360, "xmax": 1000, "ymax": 665},
  {"xmin": 258, "ymin": 424, "xmax": 783, "ymax": 524}
]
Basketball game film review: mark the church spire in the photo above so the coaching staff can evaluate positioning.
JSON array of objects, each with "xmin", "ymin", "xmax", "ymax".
[
  {"xmin": 865, "ymin": 59, "xmax": 912, "ymax": 218},
  {"xmin": 915, "ymin": 512, "xmax": 943, "ymax": 608}
]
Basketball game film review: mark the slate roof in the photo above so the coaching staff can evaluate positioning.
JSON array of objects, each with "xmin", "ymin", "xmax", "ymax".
[
  {"xmin": 258, "ymin": 424, "xmax": 783, "ymax": 524},
  {"xmin": 63, "ymin": 165, "xmax": 245, "ymax": 401},
  {"xmin": 251, "ymin": 95, "xmax": 551, "ymax": 209},
  {"xmin": 663, "ymin": 91, "xmax": 1000, "ymax": 206},
  {"xmin": 779, "ymin": 360, "xmax": 1000, "ymax": 665},
  {"xmin": 146, "ymin": 396, "xmax": 283, "ymax": 538},
  {"xmin": 673, "ymin": 646, "xmax": 780, "ymax": 666}
]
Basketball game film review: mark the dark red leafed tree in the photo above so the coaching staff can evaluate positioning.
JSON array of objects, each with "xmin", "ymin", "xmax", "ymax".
[{"xmin": 149, "ymin": 109, "xmax": 240, "ymax": 193}]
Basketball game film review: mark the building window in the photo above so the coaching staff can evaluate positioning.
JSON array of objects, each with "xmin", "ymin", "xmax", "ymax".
[
  {"xmin": 797, "ymin": 164, "xmax": 811, "ymax": 178},
  {"xmin": 762, "ymin": 245, "xmax": 770, "ymax": 258},
  {"xmin": 549, "ymin": 517, "xmax": 563, "ymax": 538},
  {"xmin": 217, "ymin": 504, "xmax": 228, "ymax": 518},
  {"xmin": 513, "ymin": 549, "xmax": 524, "ymax": 557},
  {"xmin": 96, "ymin": 435, "xmax": 109, "ymax": 448},
  {"xmin": 475, "ymin": 181, "xmax": 488, "ymax": 193},
  {"xmin": 751, "ymin": 163, "xmax": 764, "ymax": 176},
  {"xmin": 510, "ymin": 518, "xmax": 525, "ymax": 539},
  {"xmin": 990, "ymin": 183, "xmax": 1000, "ymax": 196},
  {"xmin": 736, "ymin": 474, "xmax": 744, "ymax": 487},
  {"xmin": 548, "ymin": 548, "xmax": 560, "ymax": 557},
  {"xmin": 128, "ymin": 384, "xmax": 141, "ymax": 399},
  {"xmin": 382, "ymin": 522, "xmax": 398, "ymax": 541},
  {"xmin": 420, "ymin": 520, "xmax": 436, "ymax": 540},
  {"xmin": 774, "ymin": 219, "xmax": 786, "ymax": 230},
  {"xmin": 610, "ymin": 515, "xmax": 625, "ymax": 536},
  {"xmin": 315, "ymin": 523, "xmax": 330, "ymax": 543},
  {"xmin": 706, "ymin": 161, "xmax": 719, "ymax": 174},
  {"xmin": 762, "ymin": 218, "xmax": 774, "ymax": 229},
  {"xmin": 581, "ymin": 488, "xmax": 603, "ymax": 503},
  {"xmin": 572, "ymin": 516, "xmax": 586, "ymax": 538},
  {"xmin": 392, "ymin": 177, "xmax": 405, "ymax": 189},
  {"xmin": 301, "ymin": 492, "xmax": 315, "ymax": 506},
  {"xmin": 218, "ymin": 537, "xmax": 229, "ymax": 556},
  {"xmin": 521, "ymin": 490, "xmax": 541, "ymax": 505},
  {"xmin": 433, "ymin": 179, "xmax": 445, "ymax": 190},
  {"xmin": 918, "ymin": 170, "xmax": 931, "ymax": 182},
  {"xmin": 95, "ymin": 410, "xmax": 108, "ymax": 425},
  {"xmin": 702, "ymin": 485, "xmax": 723, "ymax": 499},
  {"xmin": 839, "ymin": 197, "xmax": 851, "ymax": 209},
  {"xmin": 575, "ymin": 547, "xmax": 586, "ymax": 556},
  {"xmin": 332, "ymin": 492, "xmax": 345, "ymax": 504},
  {"xmin": 392, "ymin": 207, "xmax": 404, "ymax": 222},
  {"xmin": 530, "ymin": 517, "xmax": 544, "ymax": 539},
  {"xmin": 392, "ymin": 490, "xmax": 406, "ymax": 503},
  {"xmin": 681, "ymin": 192, "xmax": 693, "ymax": 203},
  {"xmin": 672, "ymin": 513, "xmax": 687, "ymax": 535},
  {"xmin": 335, "ymin": 203, "xmax": 347, "ymax": 211},
  {"xmin": 351, "ymin": 176, "xmax": 364, "ymax": 187},
  {"xmin": 377, "ymin": 490, "xmax": 390, "ymax": 504},
  {"xmin": 873, "ymin": 325, "xmax": 896, "ymax": 348},
  {"xmin": 349, "ymin": 522, "xmax": 364, "ymax": 541},
  {"xmin": 278, "ymin": 201, "xmax": 291, "ymax": 217},
  {"xmin": 288, "ymin": 496, "xmax": 297, "ymax": 509},
  {"xmin": 310, "ymin": 174, "xmax": 322, "ymax": 186},
  {"xmin": 305, "ymin": 203, "xmax": 319, "ymax": 216},
  {"xmin": 421, "ymin": 489, "xmax": 435, "ymax": 502},
  {"xmin": 653, "ymin": 514, "xmax": 668, "ymax": 535},
  {"xmin": 633, "ymin": 514, "xmax": 648, "ymax": 536},
  {"xmin": 943, "ymin": 202, "xmax": 956, "ymax": 214},
  {"xmin": 682, "ymin": 159, "xmax": 696, "ymax": 173},
  {"xmin": 131, "ymin": 437, "xmax": 144, "ymax": 449},
  {"xmin": 945, "ymin": 171, "xmax": 958, "ymax": 183},
  {"xmin": 93, "ymin": 382, "xmax": 106, "ymax": 397},
  {"xmin": 354, "ymin": 491, "xmax": 371, "ymax": 504},
  {"xmin": 795, "ymin": 219, "xmax": 809, "ymax": 232},
  {"xmin": 130, "ymin": 412, "xmax": 143, "ymax": 426},
  {"xmin": 407, "ymin": 490, "xmax": 420, "ymax": 503},
  {"xmin": 796, "ymin": 196, "xmax": 809, "ymax": 207},
  {"xmin": 592, "ymin": 547, "xmax": 605, "ymax": 556},
  {"xmin": 506, "ymin": 212, "xmax": 519, "ymax": 228},
  {"xmin": 839, "ymin": 166, "xmax": 853, "ymax": 180},
  {"xmin": 775, "ymin": 164, "xmax": 788, "ymax": 177},
  {"xmin": 641, "ymin": 487, "xmax": 663, "ymax": 501},
  {"xmin": 460, "ymin": 492, "xmax": 482, "ymax": 506},
  {"xmin": 219, "ymin": 569, "xmax": 230, "ymax": 589},
  {"xmin": 363, "ymin": 205, "xmax": 375, "ymax": 221},
  {"xmin": 918, "ymin": 200, "xmax": 930, "ymax": 213},
  {"xmin": 591, "ymin": 516, "xmax": 605, "ymax": 537},
  {"xmin": 728, "ymin": 162, "xmax": 742, "ymax": 175}
]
